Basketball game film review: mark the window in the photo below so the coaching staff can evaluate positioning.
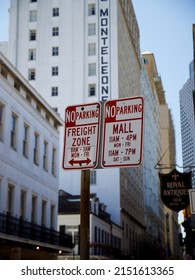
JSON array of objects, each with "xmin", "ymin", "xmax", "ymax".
[
  {"xmin": 51, "ymin": 86, "xmax": 58, "ymax": 96},
  {"xmin": 31, "ymin": 195, "xmax": 37, "ymax": 223},
  {"xmin": 23, "ymin": 123, "xmax": 29, "ymax": 158},
  {"xmin": 29, "ymin": 29, "xmax": 36, "ymax": 40},
  {"xmin": 54, "ymin": 121, "xmax": 58, "ymax": 130},
  {"xmin": 26, "ymin": 93, "xmax": 31, "ymax": 103},
  {"xmin": 50, "ymin": 204, "xmax": 55, "ymax": 229},
  {"xmin": 41, "ymin": 200, "xmax": 47, "ymax": 226},
  {"xmin": 29, "ymin": 10, "xmax": 37, "ymax": 22},
  {"xmin": 28, "ymin": 68, "xmax": 36, "ymax": 80},
  {"xmin": 52, "ymin": 66, "xmax": 59, "ymax": 76},
  {"xmin": 0, "ymin": 103, "xmax": 4, "ymax": 141},
  {"xmin": 46, "ymin": 113, "xmax": 50, "ymax": 122},
  {"xmin": 53, "ymin": 7, "xmax": 59, "ymax": 17},
  {"xmin": 126, "ymin": 223, "xmax": 128, "ymax": 238},
  {"xmin": 52, "ymin": 46, "xmax": 59, "ymax": 56},
  {"xmin": 102, "ymin": 230, "xmax": 104, "ymax": 243},
  {"xmin": 0, "ymin": 66, "xmax": 7, "ymax": 79},
  {"xmin": 143, "ymin": 57, "xmax": 148, "ymax": 64},
  {"xmin": 29, "ymin": 49, "xmax": 36, "ymax": 60},
  {"xmin": 88, "ymin": 4, "xmax": 96, "ymax": 15},
  {"xmin": 88, "ymin": 43, "xmax": 96, "ymax": 56},
  {"xmin": 98, "ymin": 228, "xmax": 100, "ymax": 243},
  {"xmin": 0, "ymin": 66, "xmax": 8, "ymax": 79},
  {"xmin": 88, "ymin": 23, "xmax": 96, "ymax": 36},
  {"xmin": 20, "ymin": 190, "xmax": 27, "ymax": 219},
  {"xmin": 90, "ymin": 170, "xmax": 96, "ymax": 184},
  {"xmin": 43, "ymin": 140, "xmax": 48, "ymax": 171},
  {"xmin": 7, "ymin": 184, "xmax": 14, "ymax": 215},
  {"xmin": 59, "ymin": 225, "xmax": 66, "ymax": 234},
  {"xmin": 52, "ymin": 146, "xmax": 57, "ymax": 176},
  {"xmin": 36, "ymin": 103, "xmax": 41, "ymax": 113},
  {"xmin": 88, "ymin": 63, "xmax": 96, "ymax": 76},
  {"xmin": 89, "ymin": 84, "xmax": 96, "ymax": 96},
  {"xmin": 30, "ymin": 0, "xmax": 37, "ymax": 2},
  {"xmin": 14, "ymin": 80, "xmax": 20, "ymax": 91},
  {"xmin": 52, "ymin": 107, "xmax": 58, "ymax": 112},
  {"xmin": 10, "ymin": 113, "xmax": 18, "ymax": 150},
  {"xmin": 94, "ymin": 226, "xmax": 97, "ymax": 242},
  {"xmin": 52, "ymin": 27, "xmax": 59, "ymax": 36},
  {"xmin": 34, "ymin": 132, "xmax": 39, "ymax": 165}
]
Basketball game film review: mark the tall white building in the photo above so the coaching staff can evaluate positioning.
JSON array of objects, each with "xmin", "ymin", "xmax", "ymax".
[
  {"xmin": 0, "ymin": 51, "xmax": 72, "ymax": 259},
  {"xmin": 142, "ymin": 51, "xmax": 181, "ymax": 258},
  {"xmin": 140, "ymin": 57, "xmax": 162, "ymax": 234},
  {"xmin": 179, "ymin": 61, "xmax": 195, "ymax": 187},
  {"xmin": 7, "ymin": 0, "xmax": 152, "ymax": 258}
]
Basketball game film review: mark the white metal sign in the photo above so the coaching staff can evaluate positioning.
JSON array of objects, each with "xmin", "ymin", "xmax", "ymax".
[
  {"xmin": 98, "ymin": 0, "xmax": 111, "ymax": 101},
  {"xmin": 62, "ymin": 102, "xmax": 101, "ymax": 170},
  {"xmin": 102, "ymin": 97, "xmax": 144, "ymax": 168},
  {"xmin": 189, "ymin": 189, "xmax": 195, "ymax": 214}
]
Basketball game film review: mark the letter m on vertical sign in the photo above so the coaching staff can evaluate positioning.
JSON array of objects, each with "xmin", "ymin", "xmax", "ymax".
[{"xmin": 98, "ymin": 0, "xmax": 111, "ymax": 101}]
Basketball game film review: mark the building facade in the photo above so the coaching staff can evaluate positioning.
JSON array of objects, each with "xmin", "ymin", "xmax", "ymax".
[
  {"xmin": 8, "ymin": 0, "xmax": 146, "ymax": 257},
  {"xmin": 58, "ymin": 190, "xmax": 122, "ymax": 259},
  {"xmin": 142, "ymin": 51, "xmax": 180, "ymax": 259},
  {"xmin": 179, "ymin": 61, "xmax": 195, "ymax": 187},
  {"xmin": 0, "ymin": 51, "xmax": 72, "ymax": 259},
  {"xmin": 179, "ymin": 60, "xmax": 195, "ymax": 259},
  {"xmin": 179, "ymin": 25, "xmax": 195, "ymax": 259},
  {"xmin": 140, "ymin": 56, "xmax": 163, "ymax": 239}
]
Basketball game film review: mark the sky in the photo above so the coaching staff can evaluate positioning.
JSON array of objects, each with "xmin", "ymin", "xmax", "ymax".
[
  {"xmin": 132, "ymin": 0, "xmax": 195, "ymax": 169},
  {"xmin": 0, "ymin": 0, "xmax": 194, "ymax": 168}
]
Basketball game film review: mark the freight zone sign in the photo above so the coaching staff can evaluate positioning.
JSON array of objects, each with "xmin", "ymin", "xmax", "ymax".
[
  {"xmin": 102, "ymin": 97, "xmax": 144, "ymax": 168},
  {"xmin": 62, "ymin": 103, "xmax": 101, "ymax": 170}
]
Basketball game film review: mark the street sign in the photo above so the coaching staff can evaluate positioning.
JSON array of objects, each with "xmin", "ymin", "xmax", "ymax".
[
  {"xmin": 101, "ymin": 97, "xmax": 144, "ymax": 168},
  {"xmin": 189, "ymin": 189, "xmax": 195, "ymax": 214},
  {"xmin": 159, "ymin": 169, "xmax": 192, "ymax": 212},
  {"xmin": 62, "ymin": 102, "xmax": 101, "ymax": 170}
]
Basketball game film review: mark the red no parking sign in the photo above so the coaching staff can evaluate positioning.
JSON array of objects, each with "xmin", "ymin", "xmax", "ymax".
[
  {"xmin": 101, "ymin": 97, "xmax": 144, "ymax": 168},
  {"xmin": 62, "ymin": 102, "xmax": 101, "ymax": 170}
]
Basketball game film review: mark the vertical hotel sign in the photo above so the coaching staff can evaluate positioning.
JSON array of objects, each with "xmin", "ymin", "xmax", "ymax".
[{"xmin": 98, "ymin": 0, "xmax": 111, "ymax": 101}]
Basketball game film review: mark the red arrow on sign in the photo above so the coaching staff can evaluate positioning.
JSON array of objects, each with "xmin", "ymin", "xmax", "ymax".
[{"xmin": 69, "ymin": 158, "xmax": 91, "ymax": 166}]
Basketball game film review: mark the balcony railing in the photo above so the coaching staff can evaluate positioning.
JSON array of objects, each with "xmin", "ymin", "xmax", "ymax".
[{"xmin": 0, "ymin": 212, "xmax": 72, "ymax": 249}]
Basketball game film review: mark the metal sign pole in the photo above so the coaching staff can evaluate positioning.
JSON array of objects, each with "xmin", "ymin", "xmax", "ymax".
[{"xmin": 80, "ymin": 169, "xmax": 90, "ymax": 260}]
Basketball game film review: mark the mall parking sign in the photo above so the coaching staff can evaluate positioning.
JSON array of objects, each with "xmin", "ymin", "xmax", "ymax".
[{"xmin": 101, "ymin": 97, "xmax": 144, "ymax": 168}]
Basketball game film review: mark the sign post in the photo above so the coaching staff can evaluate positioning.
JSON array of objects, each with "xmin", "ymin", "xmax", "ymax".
[
  {"xmin": 101, "ymin": 97, "xmax": 144, "ymax": 168},
  {"xmin": 80, "ymin": 169, "xmax": 90, "ymax": 260},
  {"xmin": 62, "ymin": 102, "xmax": 101, "ymax": 260}
]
